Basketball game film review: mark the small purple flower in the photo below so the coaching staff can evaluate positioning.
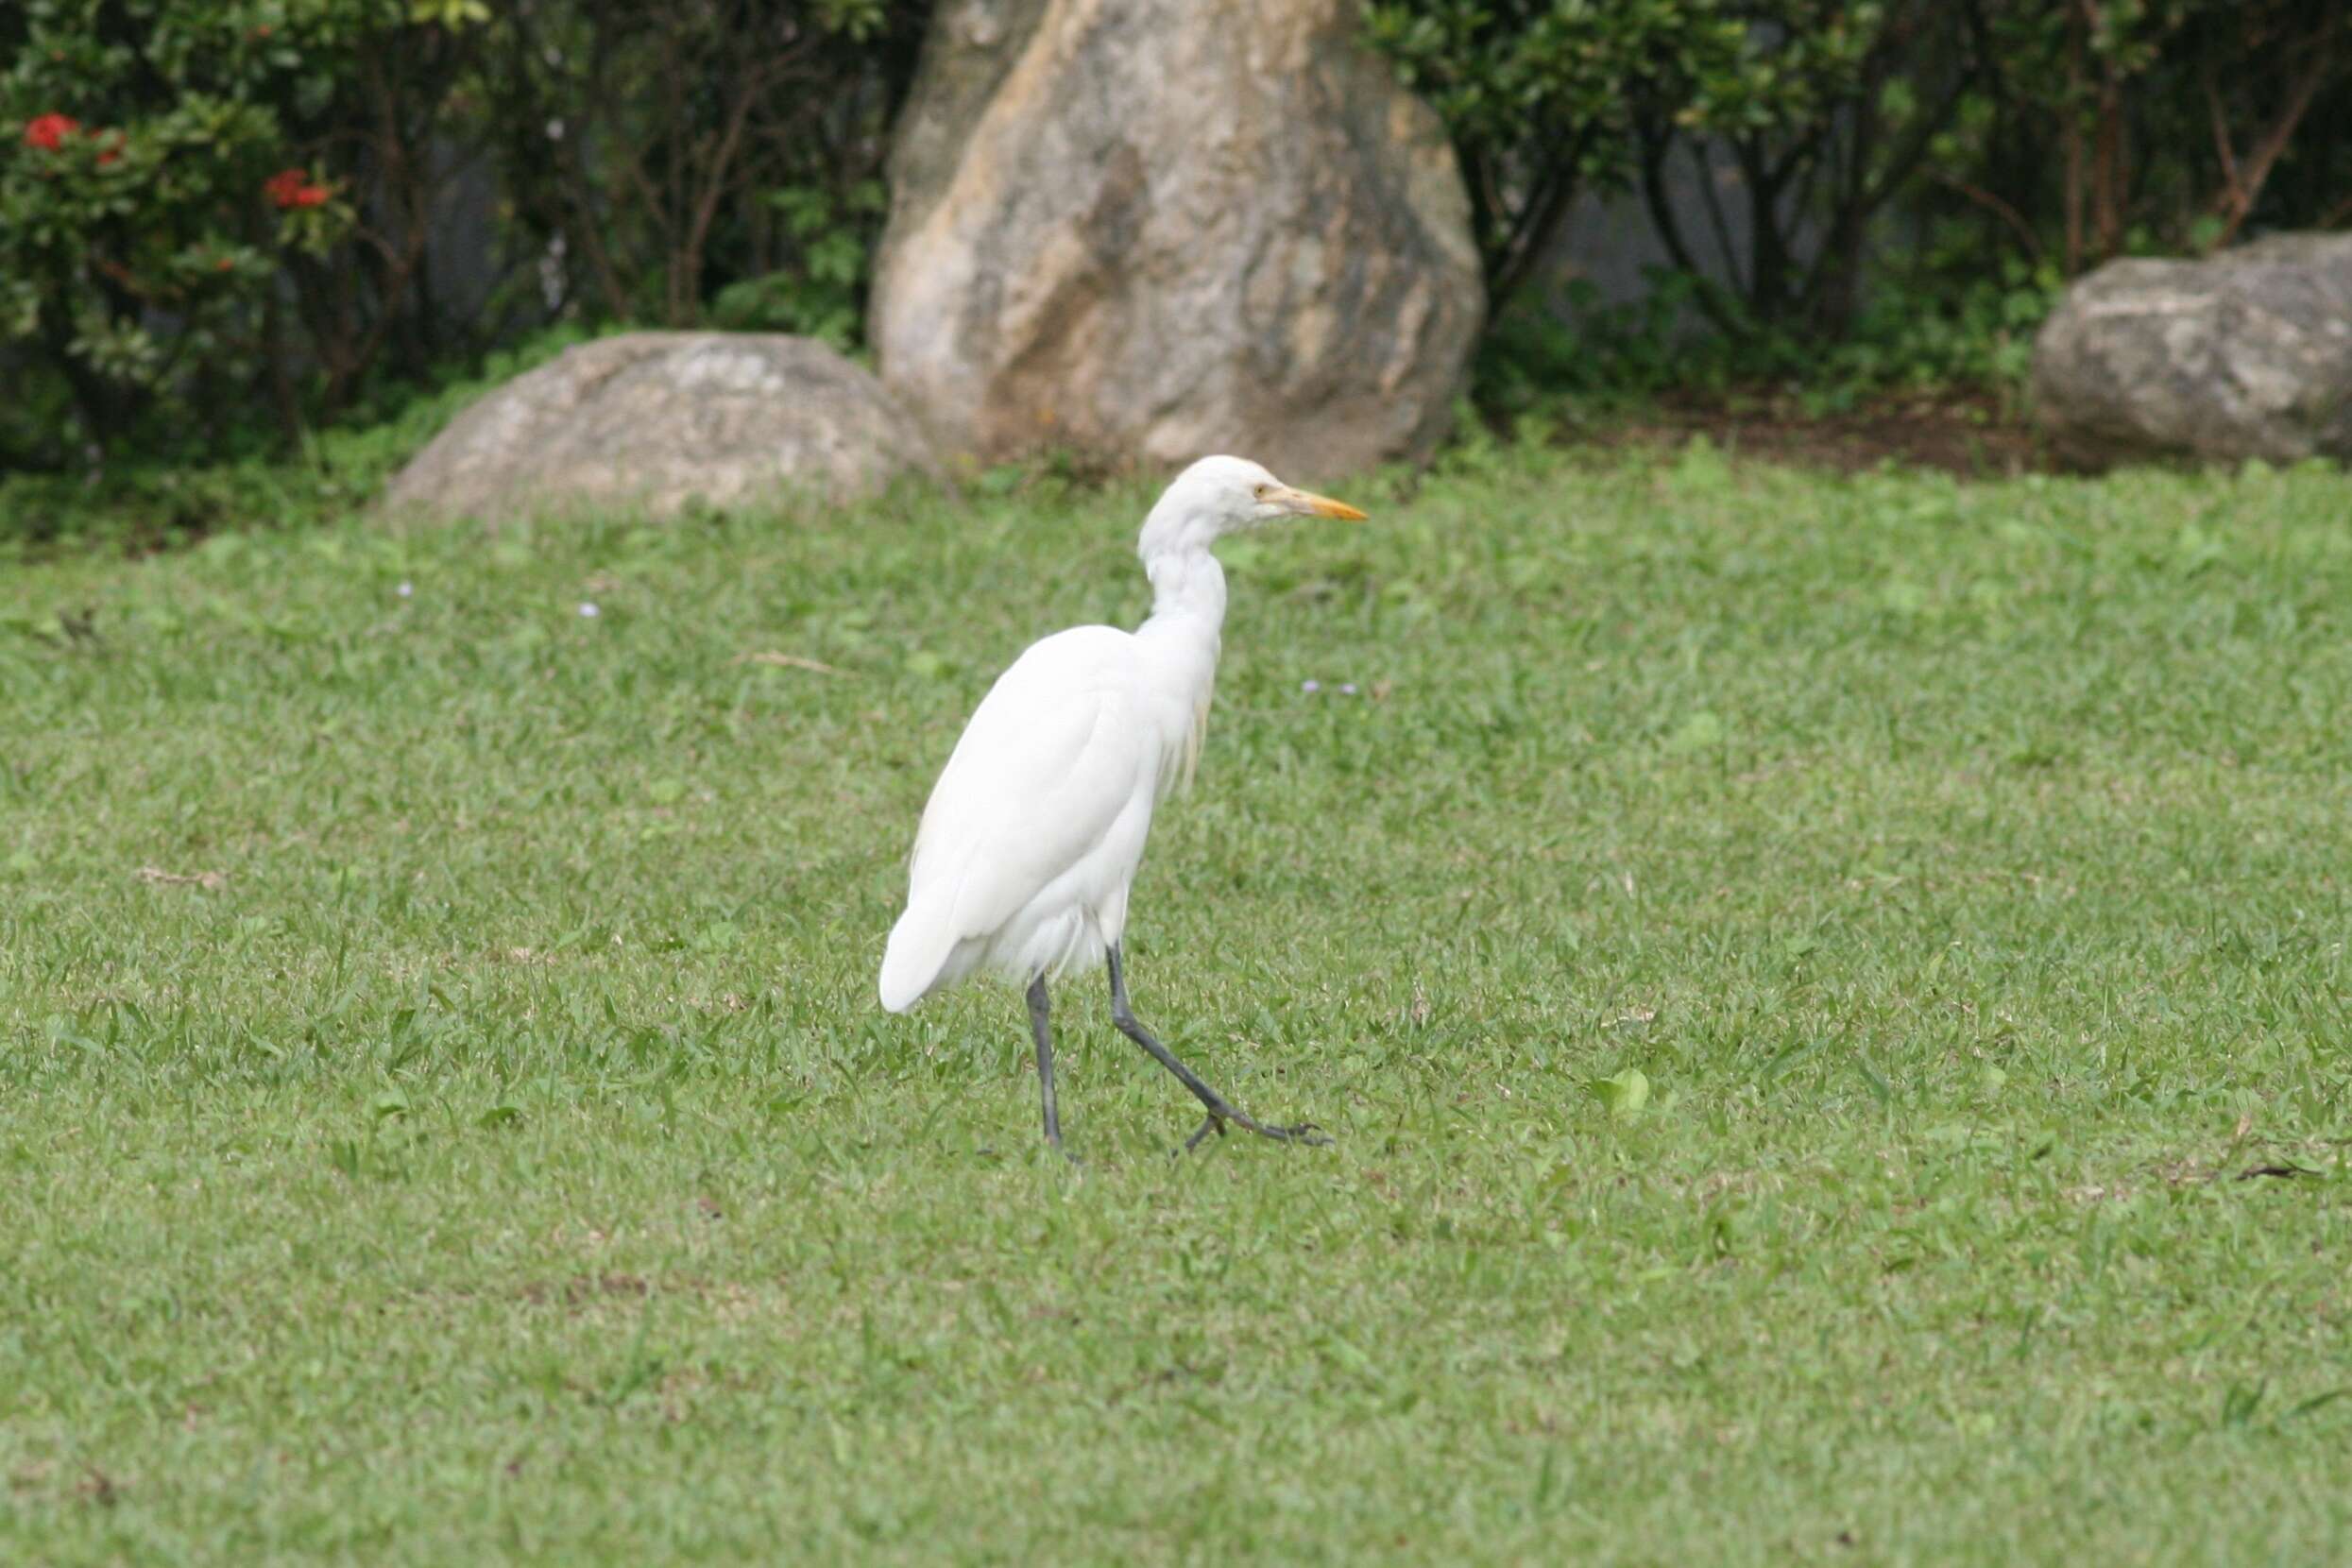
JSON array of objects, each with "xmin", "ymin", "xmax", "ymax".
[
  {"xmin": 396, "ymin": 581, "xmax": 413, "ymax": 598},
  {"xmin": 578, "ymin": 602, "xmax": 600, "ymax": 619},
  {"xmin": 1339, "ymin": 682, "xmax": 1358, "ymax": 696},
  {"xmin": 1301, "ymin": 679, "xmax": 1321, "ymax": 694}
]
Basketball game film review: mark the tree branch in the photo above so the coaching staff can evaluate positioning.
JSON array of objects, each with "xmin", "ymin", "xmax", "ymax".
[
  {"xmin": 1931, "ymin": 171, "xmax": 2045, "ymax": 260},
  {"xmin": 2207, "ymin": 10, "xmax": 2341, "ymax": 248}
]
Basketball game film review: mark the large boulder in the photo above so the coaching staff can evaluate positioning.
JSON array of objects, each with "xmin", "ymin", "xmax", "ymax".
[
  {"xmin": 383, "ymin": 332, "xmax": 938, "ymax": 520},
  {"xmin": 868, "ymin": 0, "xmax": 1484, "ymax": 481},
  {"xmin": 2031, "ymin": 232, "xmax": 2352, "ymax": 469}
]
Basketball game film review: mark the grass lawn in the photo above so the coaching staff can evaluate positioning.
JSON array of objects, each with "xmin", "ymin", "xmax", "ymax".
[{"xmin": 3, "ymin": 442, "xmax": 2350, "ymax": 1563}]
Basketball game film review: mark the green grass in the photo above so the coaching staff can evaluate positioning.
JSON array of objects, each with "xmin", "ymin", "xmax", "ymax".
[{"xmin": 4, "ymin": 443, "xmax": 2350, "ymax": 1563}]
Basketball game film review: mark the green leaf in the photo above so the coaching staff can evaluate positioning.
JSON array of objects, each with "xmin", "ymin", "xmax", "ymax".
[{"xmin": 1590, "ymin": 1068, "xmax": 1650, "ymax": 1122}]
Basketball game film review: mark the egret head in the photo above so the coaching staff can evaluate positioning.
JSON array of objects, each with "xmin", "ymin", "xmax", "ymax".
[{"xmin": 1138, "ymin": 455, "xmax": 1367, "ymax": 559}]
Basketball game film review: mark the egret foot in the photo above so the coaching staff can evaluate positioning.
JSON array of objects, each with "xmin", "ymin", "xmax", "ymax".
[
  {"xmin": 1178, "ymin": 1114, "xmax": 1329, "ymax": 1155},
  {"xmin": 1107, "ymin": 946, "xmax": 1327, "ymax": 1151}
]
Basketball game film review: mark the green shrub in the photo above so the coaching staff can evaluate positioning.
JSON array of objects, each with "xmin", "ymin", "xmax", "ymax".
[
  {"xmin": 1471, "ymin": 255, "xmax": 2058, "ymax": 423},
  {"xmin": 0, "ymin": 0, "xmax": 392, "ymax": 466},
  {"xmin": 1360, "ymin": 0, "xmax": 1727, "ymax": 309},
  {"xmin": 468, "ymin": 1, "xmax": 921, "ymax": 334},
  {"xmin": 1370, "ymin": 0, "xmax": 2348, "ymax": 362},
  {"xmin": 1628, "ymin": 0, "xmax": 1989, "ymax": 339},
  {"xmin": 1924, "ymin": 0, "xmax": 2349, "ymax": 273},
  {"xmin": 707, "ymin": 181, "xmax": 890, "ymax": 351},
  {"xmin": 1, "ymin": 1, "xmax": 924, "ymax": 476}
]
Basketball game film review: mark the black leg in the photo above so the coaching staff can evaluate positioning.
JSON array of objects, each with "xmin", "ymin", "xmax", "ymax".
[
  {"xmin": 1105, "ymin": 945, "xmax": 1328, "ymax": 1150},
  {"xmin": 1026, "ymin": 973, "xmax": 1068, "ymax": 1157}
]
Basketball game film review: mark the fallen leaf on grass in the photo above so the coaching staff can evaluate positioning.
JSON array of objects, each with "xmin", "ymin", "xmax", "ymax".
[
  {"xmin": 737, "ymin": 651, "xmax": 845, "ymax": 675},
  {"xmin": 1591, "ymin": 1068, "xmax": 1650, "ymax": 1121},
  {"xmin": 136, "ymin": 866, "xmax": 225, "ymax": 891}
]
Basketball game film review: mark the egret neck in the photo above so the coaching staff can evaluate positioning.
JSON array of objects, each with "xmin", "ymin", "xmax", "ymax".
[{"xmin": 1136, "ymin": 542, "xmax": 1226, "ymax": 793}]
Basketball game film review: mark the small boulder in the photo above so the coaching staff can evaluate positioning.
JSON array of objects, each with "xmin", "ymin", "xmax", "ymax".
[
  {"xmin": 383, "ymin": 332, "xmax": 938, "ymax": 520},
  {"xmin": 868, "ymin": 0, "xmax": 1484, "ymax": 481},
  {"xmin": 2031, "ymin": 232, "xmax": 2352, "ymax": 469}
]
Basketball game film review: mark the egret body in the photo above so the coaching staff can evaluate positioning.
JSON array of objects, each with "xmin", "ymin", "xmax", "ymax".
[{"xmin": 878, "ymin": 455, "xmax": 1365, "ymax": 1152}]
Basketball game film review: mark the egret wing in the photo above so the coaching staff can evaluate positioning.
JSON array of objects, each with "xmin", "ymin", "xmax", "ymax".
[{"xmin": 906, "ymin": 627, "xmax": 1150, "ymax": 941}]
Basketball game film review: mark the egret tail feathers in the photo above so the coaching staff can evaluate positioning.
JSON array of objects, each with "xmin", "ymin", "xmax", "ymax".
[{"xmin": 878, "ymin": 890, "xmax": 960, "ymax": 1013}]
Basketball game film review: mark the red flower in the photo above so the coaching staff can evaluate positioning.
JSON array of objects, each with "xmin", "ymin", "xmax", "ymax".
[
  {"xmin": 264, "ymin": 168, "xmax": 331, "ymax": 209},
  {"xmin": 23, "ymin": 113, "xmax": 79, "ymax": 152},
  {"xmin": 264, "ymin": 166, "xmax": 331, "ymax": 208}
]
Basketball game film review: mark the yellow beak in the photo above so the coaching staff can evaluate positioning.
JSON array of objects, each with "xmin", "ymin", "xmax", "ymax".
[{"xmin": 1270, "ymin": 484, "xmax": 1368, "ymax": 520}]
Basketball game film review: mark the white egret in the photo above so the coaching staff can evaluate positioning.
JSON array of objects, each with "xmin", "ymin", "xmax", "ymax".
[{"xmin": 878, "ymin": 455, "xmax": 1366, "ymax": 1154}]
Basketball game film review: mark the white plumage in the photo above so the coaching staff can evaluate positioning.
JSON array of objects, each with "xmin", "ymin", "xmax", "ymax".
[
  {"xmin": 877, "ymin": 455, "xmax": 1365, "ymax": 1153},
  {"xmin": 878, "ymin": 625, "xmax": 1170, "ymax": 1008}
]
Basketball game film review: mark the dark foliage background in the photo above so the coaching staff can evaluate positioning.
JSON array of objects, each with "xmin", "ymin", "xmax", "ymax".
[
  {"xmin": 3, "ymin": 0, "xmax": 2346, "ymax": 503},
  {"xmin": 1368, "ymin": 0, "xmax": 2349, "ymax": 389}
]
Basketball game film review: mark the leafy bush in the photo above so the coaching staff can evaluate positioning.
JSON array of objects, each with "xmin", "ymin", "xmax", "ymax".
[
  {"xmin": 1472, "ymin": 254, "xmax": 2059, "ymax": 424},
  {"xmin": 0, "ymin": 0, "xmax": 386, "ymax": 465},
  {"xmin": 469, "ymin": 0, "xmax": 920, "ymax": 335},
  {"xmin": 0, "ymin": 0, "xmax": 512, "ymax": 471},
  {"xmin": 1360, "ymin": 0, "xmax": 1721, "ymax": 309},
  {"xmin": 1372, "ymin": 0, "xmax": 2348, "ymax": 365},
  {"xmin": 707, "ymin": 181, "xmax": 889, "ymax": 350},
  {"xmin": 1, "ymin": 0, "xmax": 924, "ymax": 476},
  {"xmin": 1927, "ymin": 0, "xmax": 2349, "ymax": 273},
  {"xmin": 1628, "ymin": 0, "xmax": 1990, "ymax": 338}
]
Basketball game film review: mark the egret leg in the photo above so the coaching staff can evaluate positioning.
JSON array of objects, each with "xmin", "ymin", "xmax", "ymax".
[
  {"xmin": 1027, "ymin": 973, "xmax": 1068, "ymax": 1157},
  {"xmin": 1105, "ymin": 946, "xmax": 1328, "ymax": 1150}
]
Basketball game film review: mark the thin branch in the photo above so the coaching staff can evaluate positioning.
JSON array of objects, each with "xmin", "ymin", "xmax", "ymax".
[
  {"xmin": 1857, "ymin": 71, "xmax": 1977, "ymax": 218},
  {"xmin": 1634, "ymin": 126, "xmax": 1702, "ymax": 278},
  {"xmin": 2204, "ymin": 69, "xmax": 2243, "ymax": 217},
  {"xmin": 2207, "ymin": 11, "xmax": 2342, "ymax": 248},
  {"xmin": 1633, "ymin": 125, "xmax": 1742, "ymax": 336},
  {"xmin": 1931, "ymin": 171, "xmax": 2045, "ymax": 260},
  {"xmin": 1695, "ymin": 138, "xmax": 1747, "ymax": 298},
  {"xmin": 1491, "ymin": 133, "xmax": 1590, "ymax": 311},
  {"xmin": 2063, "ymin": 8, "xmax": 2086, "ymax": 273}
]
